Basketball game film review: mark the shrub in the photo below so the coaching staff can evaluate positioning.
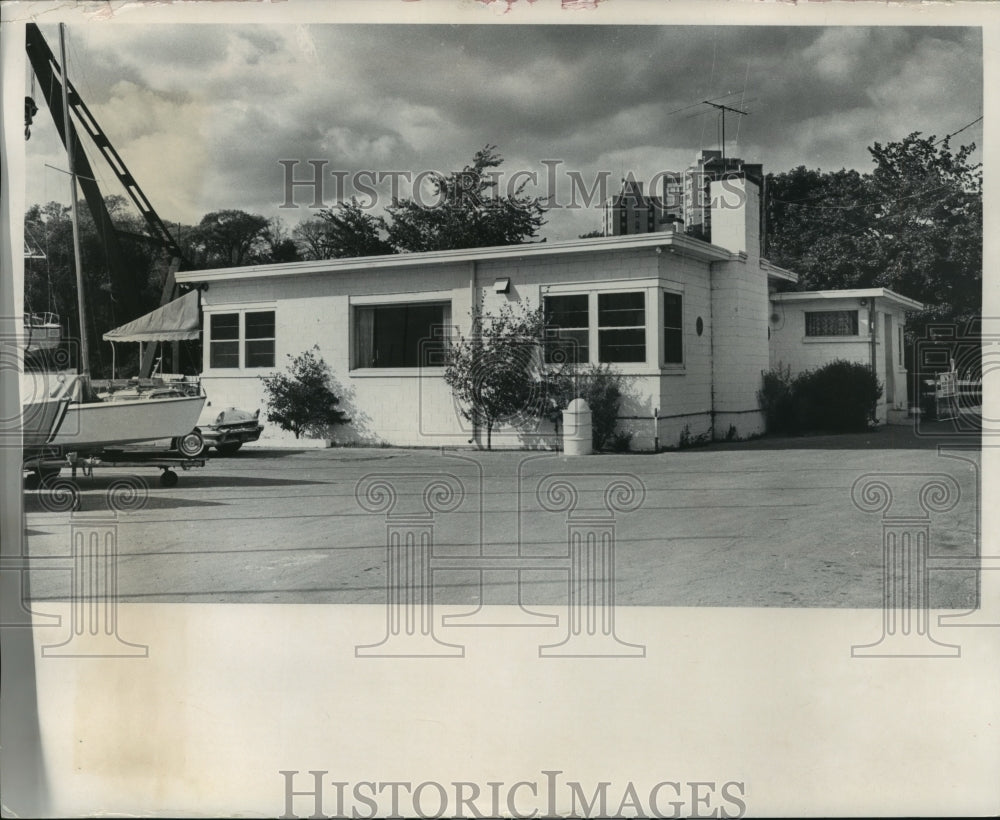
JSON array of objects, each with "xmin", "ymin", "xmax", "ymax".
[
  {"xmin": 794, "ymin": 359, "xmax": 882, "ymax": 432},
  {"xmin": 549, "ymin": 364, "xmax": 629, "ymax": 450},
  {"xmin": 758, "ymin": 363, "xmax": 796, "ymax": 434},
  {"xmin": 259, "ymin": 346, "xmax": 351, "ymax": 439}
]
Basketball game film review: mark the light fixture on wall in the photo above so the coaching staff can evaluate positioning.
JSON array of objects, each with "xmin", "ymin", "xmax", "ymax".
[{"xmin": 494, "ymin": 278, "xmax": 511, "ymax": 294}]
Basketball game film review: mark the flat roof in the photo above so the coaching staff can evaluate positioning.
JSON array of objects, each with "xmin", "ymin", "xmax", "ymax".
[
  {"xmin": 175, "ymin": 231, "xmax": 736, "ymax": 284},
  {"xmin": 771, "ymin": 288, "xmax": 924, "ymax": 311}
]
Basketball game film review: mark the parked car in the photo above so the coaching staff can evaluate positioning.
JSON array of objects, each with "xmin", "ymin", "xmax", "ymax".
[{"xmin": 197, "ymin": 406, "xmax": 264, "ymax": 455}]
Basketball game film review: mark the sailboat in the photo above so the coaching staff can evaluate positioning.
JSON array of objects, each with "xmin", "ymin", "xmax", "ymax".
[{"xmin": 23, "ymin": 24, "xmax": 205, "ymax": 460}]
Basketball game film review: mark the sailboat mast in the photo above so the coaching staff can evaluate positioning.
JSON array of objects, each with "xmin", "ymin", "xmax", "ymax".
[{"xmin": 59, "ymin": 23, "xmax": 90, "ymax": 378}]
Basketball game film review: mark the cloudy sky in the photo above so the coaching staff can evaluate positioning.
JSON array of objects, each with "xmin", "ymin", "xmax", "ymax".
[{"xmin": 25, "ymin": 22, "xmax": 983, "ymax": 241}]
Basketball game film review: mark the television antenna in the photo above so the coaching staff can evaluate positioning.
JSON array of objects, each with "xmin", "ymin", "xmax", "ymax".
[{"xmin": 702, "ymin": 101, "xmax": 749, "ymax": 160}]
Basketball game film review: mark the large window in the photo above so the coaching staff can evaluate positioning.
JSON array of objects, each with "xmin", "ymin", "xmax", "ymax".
[
  {"xmin": 598, "ymin": 292, "xmax": 646, "ymax": 363},
  {"xmin": 544, "ymin": 294, "xmax": 589, "ymax": 363},
  {"xmin": 544, "ymin": 290, "xmax": 652, "ymax": 365},
  {"xmin": 354, "ymin": 302, "xmax": 450, "ymax": 368},
  {"xmin": 663, "ymin": 292, "xmax": 683, "ymax": 364},
  {"xmin": 805, "ymin": 310, "xmax": 859, "ymax": 337},
  {"xmin": 209, "ymin": 310, "xmax": 275, "ymax": 369}
]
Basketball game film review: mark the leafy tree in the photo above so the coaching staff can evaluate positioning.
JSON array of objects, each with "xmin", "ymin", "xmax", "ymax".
[
  {"xmin": 291, "ymin": 217, "xmax": 336, "ymax": 260},
  {"xmin": 444, "ymin": 299, "xmax": 561, "ymax": 450},
  {"xmin": 24, "ymin": 196, "xmax": 166, "ymax": 376},
  {"xmin": 314, "ymin": 198, "xmax": 393, "ymax": 258},
  {"xmin": 384, "ymin": 145, "xmax": 546, "ymax": 253},
  {"xmin": 260, "ymin": 217, "xmax": 301, "ymax": 263},
  {"xmin": 765, "ymin": 133, "xmax": 981, "ymax": 326},
  {"xmin": 189, "ymin": 209, "xmax": 270, "ymax": 267},
  {"xmin": 259, "ymin": 346, "xmax": 351, "ymax": 440}
]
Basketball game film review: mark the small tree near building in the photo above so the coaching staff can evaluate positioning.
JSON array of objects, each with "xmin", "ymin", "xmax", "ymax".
[
  {"xmin": 260, "ymin": 346, "xmax": 351, "ymax": 440},
  {"xmin": 444, "ymin": 300, "xmax": 560, "ymax": 450}
]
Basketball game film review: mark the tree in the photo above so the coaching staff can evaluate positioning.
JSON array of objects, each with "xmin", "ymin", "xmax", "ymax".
[
  {"xmin": 578, "ymin": 229, "xmax": 604, "ymax": 239},
  {"xmin": 190, "ymin": 209, "xmax": 270, "ymax": 267},
  {"xmin": 443, "ymin": 299, "xmax": 560, "ymax": 450},
  {"xmin": 260, "ymin": 217, "xmax": 301, "ymax": 263},
  {"xmin": 259, "ymin": 346, "xmax": 351, "ymax": 440},
  {"xmin": 24, "ymin": 196, "xmax": 166, "ymax": 377},
  {"xmin": 765, "ymin": 133, "xmax": 982, "ymax": 326},
  {"xmin": 383, "ymin": 145, "xmax": 546, "ymax": 253},
  {"xmin": 292, "ymin": 217, "xmax": 336, "ymax": 261},
  {"xmin": 312, "ymin": 198, "xmax": 393, "ymax": 258}
]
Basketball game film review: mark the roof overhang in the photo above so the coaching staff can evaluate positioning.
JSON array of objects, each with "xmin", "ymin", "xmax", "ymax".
[
  {"xmin": 760, "ymin": 259, "xmax": 798, "ymax": 284},
  {"xmin": 175, "ymin": 231, "xmax": 735, "ymax": 285},
  {"xmin": 770, "ymin": 288, "xmax": 924, "ymax": 312}
]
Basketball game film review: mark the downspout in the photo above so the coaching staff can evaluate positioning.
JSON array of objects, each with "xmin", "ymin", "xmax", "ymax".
[
  {"xmin": 469, "ymin": 260, "xmax": 479, "ymax": 446},
  {"xmin": 868, "ymin": 298, "xmax": 877, "ymax": 374},
  {"xmin": 708, "ymin": 261, "xmax": 716, "ymax": 440},
  {"xmin": 868, "ymin": 297, "xmax": 878, "ymax": 422}
]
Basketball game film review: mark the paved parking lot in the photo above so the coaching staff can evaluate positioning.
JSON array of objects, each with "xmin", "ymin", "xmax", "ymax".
[{"xmin": 21, "ymin": 425, "xmax": 981, "ymax": 608}]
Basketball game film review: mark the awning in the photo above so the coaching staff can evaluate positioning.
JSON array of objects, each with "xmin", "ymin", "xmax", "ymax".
[{"xmin": 103, "ymin": 289, "xmax": 200, "ymax": 343}]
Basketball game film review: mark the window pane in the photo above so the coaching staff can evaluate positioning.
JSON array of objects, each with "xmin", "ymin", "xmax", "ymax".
[
  {"xmin": 664, "ymin": 329, "xmax": 683, "ymax": 364},
  {"xmin": 210, "ymin": 313, "xmax": 239, "ymax": 341},
  {"xmin": 245, "ymin": 339, "xmax": 275, "ymax": 368},
  {"xmin": 544, "ymin": 294, "xmax": 588, "ymax": 328},
  {"xmin": 544, "ymin": 295, "xmax": 590, "ymax": 364},
  {"xmin": 245, "ymin": 311, "xmax": 275, "ymax": 340},
  {"xmin": 599, "ymin": 328, "xmax": 646, "ymax": 363},
  {"xmin": 663, "ymin": 293, "xmax": 682, "ymax": 328},
  {"xmin": 598, "ymin": 291, "xmax": 645, "ymax": 327},
  {"xmin": 210, "ymin": 341, "xmax": 239, "ymax": 368},
  {"xmin": 663, "ymin": 292, "xmax": 683, "ymax": 364},
  {"xmin": 546, "ymin": 329, "xmax": 589, "ymax": 364},
  {"xmin": 805, "ymin": 310, "xmax": 858, "ymax": 336}
]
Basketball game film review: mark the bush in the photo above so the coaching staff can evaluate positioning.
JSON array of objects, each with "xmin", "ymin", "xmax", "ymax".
[
  {"xmin": 794, "ymin": 359, "xmax": 882, "ymax": 432},
  {"xmin": 550, "ymin": 364, "xmax": 629, "ymax": 450},
  {"xmin": 758, "ymin": 363, "xmax": 796, "ymax": 434},
  {"xmin": 259, "ymin": 346, "xmax": 351, "ymax": 439},
  {"xmin": 760, "ymin": 360, "xmax": 882, "ymax": 434}
]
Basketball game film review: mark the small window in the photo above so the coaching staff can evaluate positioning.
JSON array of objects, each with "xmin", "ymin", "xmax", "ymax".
[
  {"xmin": 544, "ymin": 294, "xmax": 590, "ymax": 364},
  {"xmin": 664, "ymin": 293, "xmax": 683, "ymax": 364},
  {"xmin": 354, "ymin": 302, "xmax": 449, "ymax": 368},
  {"xmin": 805, "ymin": 310, "xmax": 859, "ymax": 337},
  {"xmin": 598, "ymin": 291, "xmax": 646, "ymax": 363},
  {"xmin": 209, "ymin": 313, "xmax": 239, "ymax": 369},
  {"xmin": 244, "ymin": 311, "xmax": 275, "ymax": 368}
]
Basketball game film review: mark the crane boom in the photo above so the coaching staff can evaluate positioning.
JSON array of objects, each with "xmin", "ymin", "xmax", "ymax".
[{"xmin": 27, "ymin": 23, "xmax": 189, "ymax": 376}]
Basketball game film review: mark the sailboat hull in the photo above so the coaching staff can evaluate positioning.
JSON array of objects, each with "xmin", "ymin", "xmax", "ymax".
[
  {"xmin": 49, "ymin": 393, "xmax": 207, "ymax": 452},
  {"xmin": 20, "ymin": 371, "xmax": 75, "ymax": 449}
]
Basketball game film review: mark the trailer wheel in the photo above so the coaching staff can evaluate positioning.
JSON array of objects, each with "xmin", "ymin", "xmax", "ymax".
[
  {"xmin": 174, "ymin": 430, "xmax": 205, "ymax": 458},
  {"xmin": 159, "ymin": 469, "xmax": 179, "ymax": 488}
]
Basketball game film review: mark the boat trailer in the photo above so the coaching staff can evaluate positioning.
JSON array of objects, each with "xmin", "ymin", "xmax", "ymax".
[{"xmin": 24, "ymin": 448, "xmax": 206, "ymax": 511}]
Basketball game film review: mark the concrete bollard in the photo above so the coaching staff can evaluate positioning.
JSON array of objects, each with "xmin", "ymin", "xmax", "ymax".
[{"xmin": 563, "ymin": 398, "xmax": 593, "ymax": 456}]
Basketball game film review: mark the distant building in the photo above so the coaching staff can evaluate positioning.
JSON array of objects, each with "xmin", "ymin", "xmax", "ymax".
[
  {"xmin": 605, "ymin": 150, "xmax": 764, "ymax": 245},
  {"xmin": 604, "ymin": 176, "xmax": 683, "ymax": 237}
]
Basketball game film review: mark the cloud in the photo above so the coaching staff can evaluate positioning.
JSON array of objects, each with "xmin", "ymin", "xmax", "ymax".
[{"xmin": 24, "ymin": 23, "xmax": 983, "ymax": 241}]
